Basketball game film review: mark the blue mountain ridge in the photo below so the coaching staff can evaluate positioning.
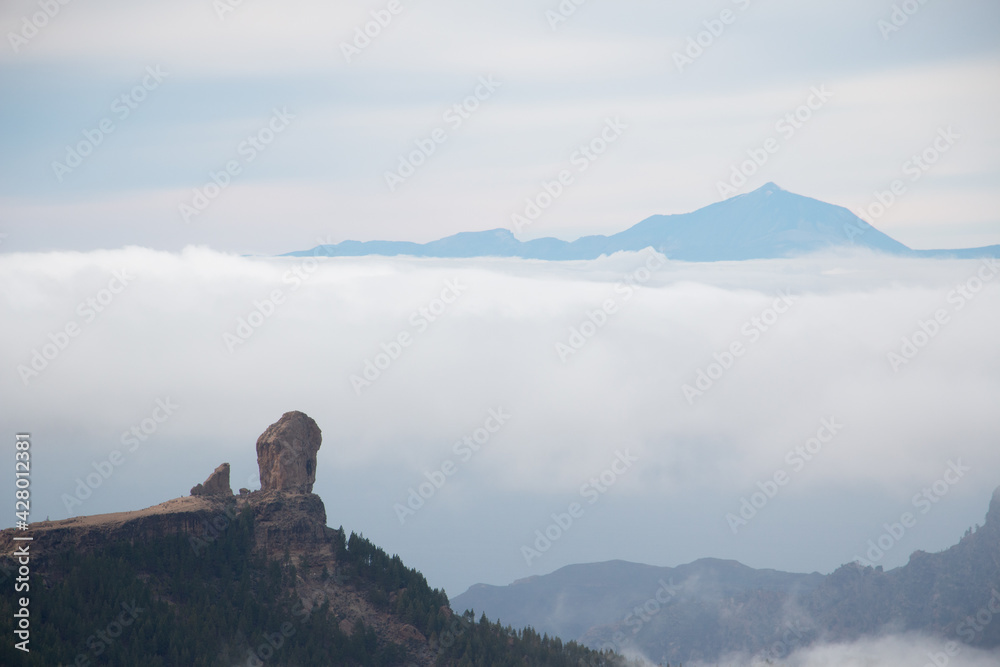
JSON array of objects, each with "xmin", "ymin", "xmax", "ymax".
[{"xmin": 285, "ymin": 183, "xmax": 1000, "ymax": 261}]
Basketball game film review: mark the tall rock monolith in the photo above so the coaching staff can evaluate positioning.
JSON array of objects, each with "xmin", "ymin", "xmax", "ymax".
[{"xmin": 255, "ymin": 411, "xmax": 322, "ymax": 493}]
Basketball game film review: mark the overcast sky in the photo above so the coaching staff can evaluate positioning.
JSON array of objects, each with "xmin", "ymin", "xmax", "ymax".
[{"xmin": 0, "ymin": 0, "xmax": 998, "ymax": 254}]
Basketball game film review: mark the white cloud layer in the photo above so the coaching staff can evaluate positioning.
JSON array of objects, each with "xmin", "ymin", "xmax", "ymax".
[
  {"xmin": 692, "ymin": 634, "xmax": 1000, "ymax": 667},
  {"xmin": 1, "ymin": 248, "xmax": 998, "ymax": 595}
]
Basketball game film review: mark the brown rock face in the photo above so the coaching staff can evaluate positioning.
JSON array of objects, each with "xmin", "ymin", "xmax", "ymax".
[
  {"xmin": 256, "ymin": 411, "xmax": 322, "ymax": 493},
  {"xmin": 191, "ymin": 463, "xmax": 232, "ymax": 496}
]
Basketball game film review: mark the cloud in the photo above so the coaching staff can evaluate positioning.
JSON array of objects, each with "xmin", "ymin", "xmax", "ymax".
[
  {"xmin": 1, "ymin": 248, "xmax": 998, "ymax": 594},
  {"xmin": 694, "ymin": 634, "xmax": 1000, "ymax": 667}
]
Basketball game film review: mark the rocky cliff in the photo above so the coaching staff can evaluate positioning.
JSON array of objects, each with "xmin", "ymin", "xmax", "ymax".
[
  {"xmin": 255, "ymin": 410, "xmax": 322, "ymax": 493},
  {"xmin": 0, "ymin": 412, "xmax": 626, "ymax": 667}
]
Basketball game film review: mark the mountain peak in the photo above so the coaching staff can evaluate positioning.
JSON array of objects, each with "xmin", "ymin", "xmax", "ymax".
[
  {"xmin": 753, "ymin": 181, "xmax": 784, "ymax": 195},
  {"xmin": 284, "ymin": 185, "xmax": 996, "ymax": 261}
]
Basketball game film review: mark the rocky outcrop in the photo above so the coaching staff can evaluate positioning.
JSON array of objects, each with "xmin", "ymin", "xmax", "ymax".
[
  {"xmin": 0, "ymin": 410, "xmax": 621, "ymax": 667},
  {"xmin": 0, "ymin": 491, "xmax": 432, "ymax": 662},
  {"xmin": 244, "ymin": 490, "xmax": 330, "ymax": 560},
  {"xmin": 0, "ymin": 495, "xmax": 237, "ymax": 559},
  {"xmin": 255, "ymin": 411, "xmax": 322, "ymax": 493},
  {"xmin": 191, "ymin": 463, "xmax": 232, "ymax": 497}
]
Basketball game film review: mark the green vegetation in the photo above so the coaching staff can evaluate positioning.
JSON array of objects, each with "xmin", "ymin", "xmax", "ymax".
[
  {"xmin": 431, "ymin": 610, "xmax": 630, "ymax": 667},
  {"xmin": 0, "ymin": 508, "xmax": 631, "ymax": 666},
  {"xmin": 1, "ymin": 509, "xmax": 403, "ymax": 666},
  {"xmin": 339, "ymin": 531, "xmax": 630, "ymax": 666}
]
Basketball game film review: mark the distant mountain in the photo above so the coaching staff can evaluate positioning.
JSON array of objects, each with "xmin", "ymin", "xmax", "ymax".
[
  {"xmin": 286, "ymin": 183, "xmax": 1000, "ymax": 261},
  {"xmin": 452, "ymin": 486, "xmax": 1000, "ymax": 664},
  {"xmin": 452, "ymin": 558, "xmax": 824, "ymax": 651}
]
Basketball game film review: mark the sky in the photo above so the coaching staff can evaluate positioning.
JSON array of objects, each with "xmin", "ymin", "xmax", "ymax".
[
  {"xmin": 1, "ymin": 0, "xmax": 999, "ymax": 607},
  {"xmin": 0, "ymin": 0, "xmax": 999, "ymax": 254}
]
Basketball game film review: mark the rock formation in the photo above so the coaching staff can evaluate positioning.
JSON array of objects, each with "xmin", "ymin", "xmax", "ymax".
[
  {"xmin": 191, "ymin": 462, "xmax": 232, "ymax": 496},
  {"xmin": 255, "ymin": 411, "xmax": 322, "ymax": 493}
]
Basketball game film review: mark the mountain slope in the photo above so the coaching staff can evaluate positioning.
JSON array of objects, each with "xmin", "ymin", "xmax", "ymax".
[
  {"xmin": 286, "ymin": 183, "xmax": 999, "ymax": 261},
  {"xmin": 452, "ymin": 486, "xmax": 1000, "ymax": 664},
  {"xmin": 0, "ymin": 413, "xmax": 631, "ymax": 667},
  {"xmin": 596, "ymin": 183, "xmax": 911, "ymax": 260},
  {"xmin": 453, "ymin": 558, "xmax": 824, "ymax": 647}
]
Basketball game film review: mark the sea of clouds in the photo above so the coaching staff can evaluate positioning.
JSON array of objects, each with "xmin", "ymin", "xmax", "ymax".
[{"xmin": 1, "ymin": 247, "xmax": 998, "ymax": 598}]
